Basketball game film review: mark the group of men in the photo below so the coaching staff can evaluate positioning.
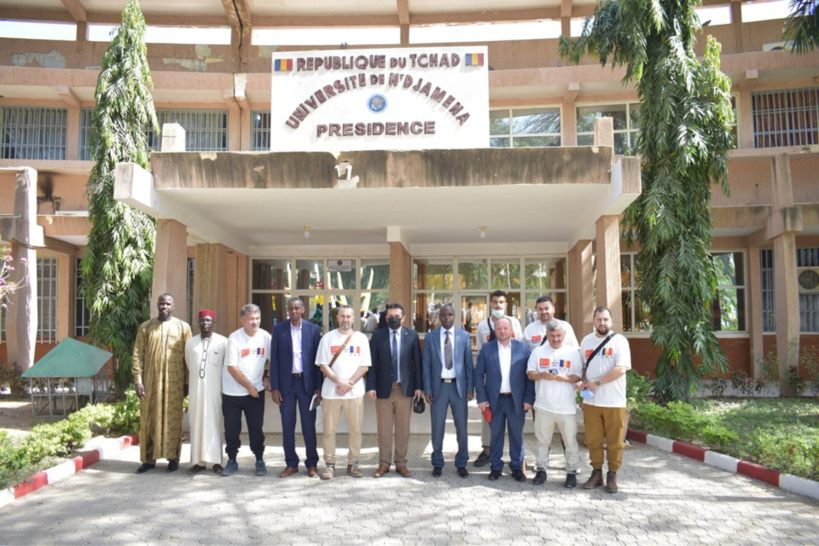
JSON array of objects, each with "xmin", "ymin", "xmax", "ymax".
[{"xmin": 132, "ymin": 289, "xmax": 630, "ymax": 493}]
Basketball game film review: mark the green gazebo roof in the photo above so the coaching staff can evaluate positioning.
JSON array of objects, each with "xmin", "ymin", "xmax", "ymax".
[{"xmin": 21, "ymin": 338, "xmax": 112, "ymax": 378}]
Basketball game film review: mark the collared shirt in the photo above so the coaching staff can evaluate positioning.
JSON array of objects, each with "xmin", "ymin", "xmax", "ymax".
[
  {"xmin": 498, "ymin": 341, "xmax": 512, "ymax": 394},
  {"xmin": 290, "ymin": 321, "xmax": 303, "ymax": 373},
  {"xmin": 439, "ymin": 327, "xmax": 457, "ymax": 379},
  {"xmin": 390, "ymin": 327, "xmax": 402, "ymax": 383}
]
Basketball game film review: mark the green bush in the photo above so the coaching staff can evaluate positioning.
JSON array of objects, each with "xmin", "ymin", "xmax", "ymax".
[
  {"xmin": 751, "ymin": 430, "xmax": 819, "ymax": 481},
  {"xmin": 0, "ymin": 431, "xmax": 31, "ymax": 489},
  {"xmin": 626, "ymin": 369, "xmax": 652, "ymax": 411},
  {"xmin": 112, "ymin": 389, "xmax": 141, "ymax": 434},
  {"xmin": 700, "ymin": 424, "xmax": 738, "ymax": 452}
]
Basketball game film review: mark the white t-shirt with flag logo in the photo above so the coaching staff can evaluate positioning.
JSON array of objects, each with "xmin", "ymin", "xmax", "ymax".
[
  {"xmin": 579, "ymin": 332, "xmax": 631, "ymax": 408},
  {"xmin": 527, "ymin": 344, "xmax": 583, "ymax": 414},
  {"xmin": 475, "ymin": 316, "xmax": 523, "ymax": 351},
  {"xmin": 523, "ymin": 319, "xmax": 579, "ymax": 351},
  {"xmin": 315, "ymin": 329, "xmax": 372, "ymax": 400},
  {"xmin": 223, "ymin": 328, "xmax": 271, "ymax": 396}
]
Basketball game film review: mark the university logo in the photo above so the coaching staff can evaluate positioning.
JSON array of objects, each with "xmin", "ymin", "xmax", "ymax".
[{"xmin": 367, "ymin": 94, "xmax": 387, "ymax": 113}]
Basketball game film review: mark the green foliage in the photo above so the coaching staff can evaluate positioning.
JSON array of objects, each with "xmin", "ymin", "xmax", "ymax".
[
  {"xmin": 783, "ymin": 0, "xmax": 819, "ymax": 54},
  {"xmin": 560, "ymin": 0, "xmax": 733, "ymax": 403},
  {"xmin": 800, "ymin": 346, "xmax": 819, "ymax": 396},
  {"xmin": 633, "ymin": 398, "xmax": 819, "ymax": 480},
  {"xmin": 0, "ymin": 360, "xmax": 25, "ymax": 398},
  {"xmin": 81, "ymin": 0, "xmax": 157, "ymax": 394},
  {"xmin": 625, "ymin": 369, "xmax": 652, "ymax": 411},
  {"xmin": 787, "ymin": 366, "xmax": 807, "ymax": 397},
  {"xmin": 112, "ymin": 389, "xmax": 141, "ymax": 434},
  {"xmin": 707, "ymin": 376, "xmax": 727, "ymax": 397},
  {"xmin": 0, "ymin": 431, "xmax": 31, "ymax": 489}
]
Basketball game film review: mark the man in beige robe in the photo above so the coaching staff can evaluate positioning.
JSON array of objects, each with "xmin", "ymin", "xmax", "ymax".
[
  {"xmin": 185, "ymin": 309, "xmax": 227, "ymax": 474},
  {"xmin": 132, "ymin": 293, "xmax": 192, "ymax": 473}
]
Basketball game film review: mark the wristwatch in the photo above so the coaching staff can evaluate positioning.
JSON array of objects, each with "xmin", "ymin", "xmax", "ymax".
[{"xmin": 594, "ymin": 380, "xmax": 602, "ymax": 387}]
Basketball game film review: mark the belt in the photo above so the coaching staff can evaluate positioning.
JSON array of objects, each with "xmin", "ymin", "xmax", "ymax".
[
  {"xmin": 292, "ymin": 373, "xmax": 303, "ymax": 378},
  {"xmin": 441, "ymin": 379, "xmax": 455, "ymax": 384},
  {"xmin": 392, "ymin": 382, "xmax": 402, "ymax": 387},
  {"xmin": 499, "ymin": 393, "xmax": 512, "ymax": 397}
]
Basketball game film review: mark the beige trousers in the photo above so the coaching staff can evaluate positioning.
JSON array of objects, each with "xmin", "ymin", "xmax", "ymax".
[
  {"xmin": 321, "ymin": 396, "xmax": 364, "ymax": 466},
  {"xmin": 375, "ymin": 384, "xmax": 413, "ymax": 466}
]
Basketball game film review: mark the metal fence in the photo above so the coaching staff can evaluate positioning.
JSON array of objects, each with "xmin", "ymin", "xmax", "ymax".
[
  {"xmin": 0, "ymin": 106, "xmax": 67, "ymax": 160},
  {"xmin": 147, "ymin": 109, "xmax": 228, "ymax": 151},
  {"xmin": 752, "ymin": 87, "xmax": 819, "ymax": 148}
]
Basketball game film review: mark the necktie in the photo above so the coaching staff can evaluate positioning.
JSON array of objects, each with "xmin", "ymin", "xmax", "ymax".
[
  {"xmin": 392, "ymin": 331, "xmax": 399, "ymax": 381},
  {"xmin": 445, "ymin": 331, "xmax": 453, "ymax": 370}
]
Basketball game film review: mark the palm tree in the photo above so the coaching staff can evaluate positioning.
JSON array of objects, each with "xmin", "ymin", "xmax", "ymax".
[{"xmin": 783, "ymin": 0, "xmax": 819, "ymax": 54}]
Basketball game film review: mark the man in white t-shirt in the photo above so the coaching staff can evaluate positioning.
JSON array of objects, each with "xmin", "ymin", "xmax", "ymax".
[
  {"xmin": 473, "ymin": 290, "xmax": 523, "ymax": 467},
  {"xmin": 221, "ymin": 303, "xmax": 271, "ymax": 477},
  {"xmin": 527, "ymin": 319, "xmax": 583, "ymax": 488},
  {"xmin": 523, "ymin": 296, "xmax": 578, "ymax": 351},
  {"xmin": 579, "ymin": 306, "xmax": 631, "ymax": 494},
  {"xmin": 315, "ymin": 305, "xmax": 372, "ymax": 480}
]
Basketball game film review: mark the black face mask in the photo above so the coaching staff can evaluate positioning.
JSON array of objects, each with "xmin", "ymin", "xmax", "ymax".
[{"xmin": 387, "ymin": 317, "xmax": 402, "ymax": 330}]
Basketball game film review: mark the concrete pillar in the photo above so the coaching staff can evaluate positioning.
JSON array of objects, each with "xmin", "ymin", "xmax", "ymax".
[
  {"xmin": 595, "ymin": 216, "xmax": 624, "ymax": 330},
  {"xmin": 193, "ymin": 243, "xmax": 228, "ymax": 335},
  {"xmin": 2, "ymin": 168, "xmax": 42, "ymax": 372},
  {"xmin": 562, "ymin": 102, "xmax": 577, "ymax": 147},
  {"xmin": 568, "ymin": 239, "xmax": 593, "ymax": 338},
  {"xmin": 65, "ymin": 106, "xmax": 80, "ymax": 161},
  {"xmin": 731, "ymin": 0, "xmax": 743, "ymax": 53},
  {"xmin": 738, "ymin": 88, "xmax": 754, "ymax": 149},
  {"xmin": 747, "ymin": 245, "xmax": 764, "ymax": 378},
  {"xmin": 388, "ymin": 242, "xmax": 412, "ymax": 315},
  {"xmin": 152, "ymin": 219, "xmax": 189, "ymax": 325}
]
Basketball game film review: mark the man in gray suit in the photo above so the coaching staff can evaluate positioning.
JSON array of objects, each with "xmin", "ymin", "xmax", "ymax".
[{"xmin": 423, "ymin": 303, "xmax": 474, "ymax": 478}]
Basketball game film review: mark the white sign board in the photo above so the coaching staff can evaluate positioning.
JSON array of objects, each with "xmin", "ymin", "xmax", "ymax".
[
  {"xmin": 270, "ymin": 46, "xmax": 489, "ymax": 152},
  {"xmin": 327, "ymin": 259, "xmax": 354, "ymax": 272}
]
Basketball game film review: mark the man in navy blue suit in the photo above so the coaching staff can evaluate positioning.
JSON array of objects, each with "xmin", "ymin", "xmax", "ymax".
[
  {"xmin": 476, "ymin": 317, "xmax": 534, "ymax": 482},
  {"xmin": 423, "ymin": 304, "xmax": 474, "ymax": 478},
  {"xmin": 366, "ymin": 303, "xmax": 423, "ymax": 478},
  {"xmin": 269, "ymin": 297, "xmax": 322, "ymax": 478}
]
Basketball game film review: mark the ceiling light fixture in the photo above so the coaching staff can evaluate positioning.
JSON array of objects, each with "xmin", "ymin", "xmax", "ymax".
[
  {"xmin": 304, "ymin": 226, "xmax": 311, "ymax": 239},
  {"xmin": 479, "ymin": 226, "xmax": 487, "ymax": 239}
]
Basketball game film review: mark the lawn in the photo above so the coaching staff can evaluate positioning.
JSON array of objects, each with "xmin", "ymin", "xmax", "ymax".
[{"xmin": 630, "ymin": 398, "xmax": 819, "ymax": 480}]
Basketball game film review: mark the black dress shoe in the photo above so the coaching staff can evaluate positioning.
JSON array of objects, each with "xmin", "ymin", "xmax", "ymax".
[
  {"xmin": 488, "ymin": 469, "xmax": 502, "ymax": 481},
  {"xmin": 564, "ymin": 473, "xmax": 577, "ymax": 489},
  {"xmin": 473, "ymin": 452, "xmax": 491, "ymax": 468},
  {"xmin": 213, "ymin": 464, "xmax": 224, "ymax": 474},
  {"xmin": 187, "ymin": 464, "xmax": 205, "ymax": 475},
  {"xmin": 457, "ymin": 467, "xmax": 469, "ymax": 478},
  {"xmin": 533, "ymin": 470, "xmax": 547, "ymax": 485},
  {"xmin": 432, "ymin": 466, "xmax": 443, "ymax": 478},
  {"xmin": 166, "ymin": 461, "xmax": 179, "ymax": 472},
  {"xmin": 511, "ymin": 470, "xmax": 526, "ymax": 482},
  {"xmin": 135, "ymin": 463, "xmax": 156, "ymax": 474}
]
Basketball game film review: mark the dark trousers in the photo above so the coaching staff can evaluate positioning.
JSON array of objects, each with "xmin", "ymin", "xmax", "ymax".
[
  {"xmin": 222, "ymin": 391, "xmax": 265, "ymax": 460},
  {"xmin": 280, "ymin": 379, "xmax": 319, "ymax": 468},
  {"xmin": 489, "ymin": 394, "xmax": 526, "ymax": 472},
  {"xmin": 430, "ymin": 381, "xmax": 469, "ymax": 468}
]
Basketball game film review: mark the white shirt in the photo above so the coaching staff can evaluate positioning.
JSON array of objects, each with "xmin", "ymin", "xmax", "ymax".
[
  {"xmin": 580, "ymin": 332, "xmax": 632, "ymax": 408},
  {"xmin": 498, "ymin": 341, "xmax": 512, "ymax": 394},
  {"xmin": 223, "ymin": 328, "xmax": 271, "ymax": 396},
  {"xmin": 475, "ymin": 316, "xmax": 523, "ymax": 351},
  {"xmin": 439, "ymin": 328, "xmax": 457, "ymax": 379},
  {"xmin": 290, "ymin": 322, "xmax": 303, "ymax": 373},
  {"xmin": 390, "ymin": 328, "xmax": 402, "ymax": 383},
  {"xmin": 315, "ymin": 329, "xmax": 372, "ymax": 400},
  {"xmin": 523, "ymin": 319, "xmax": 578, "ymax": 351},
  {"xmin": 527, "ymin": 344, "xmax": 582, "ymax": 414}
]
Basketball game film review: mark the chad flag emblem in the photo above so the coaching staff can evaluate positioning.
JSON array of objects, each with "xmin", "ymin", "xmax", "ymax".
[
  {"xmin": 465, "ymin": 53, "xmax": 484, "ymax": 66},
  {"xmin": 274, "ymin": 59, "xmax": 293, "ymax": 71}
]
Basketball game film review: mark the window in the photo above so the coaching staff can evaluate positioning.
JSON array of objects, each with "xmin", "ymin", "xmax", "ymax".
[
  {"xmin": 37, "ymin": 254, "xmax": 58, "ymax": 342},
  {"xmin": 74, "ymin": 258, "xmax": 90, "ymax": 337},
  {"xmin": 797, "ymin": 247, "xmax": 819, "ymax": 332},
  {"xmin": 251, "ymin": 110, "xmax": 271, "ymax": 151},
  {"xmin": 78, "ymin": 108, "xmax": 94, "ymax": 161},
  {"xmin": 711, "ymin": 252, "xmax": 745, "ymax": 332},
  {"xmin": 490, "ymin": 107, "xmax": 561, "ymax": 148},
  {"xmin": 577, "ymin": 103, "xmax": 640, "ymax": 154},
  {"xmin": 147, "ymin": 109, "xmax": 228, "ymax": 152},
  {"xmin": 752, "ymin": 87, "xmax": 819, "ymax": 148},
  {"xmin": 761, "ymin": 249, "xmax": 775, "ymax": 332},
  {"xmin": 1, "ymin": 106, "xmax": 67, "ymax": 160},
  {"xmin": 621, "ymin": 253, "xmax": 650, "ymax": 332}
]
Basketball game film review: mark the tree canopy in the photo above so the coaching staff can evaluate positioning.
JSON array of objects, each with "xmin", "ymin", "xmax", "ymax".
[{"xmin": 783, "ymin": 0, "xmax": 819, "ymax": 54}]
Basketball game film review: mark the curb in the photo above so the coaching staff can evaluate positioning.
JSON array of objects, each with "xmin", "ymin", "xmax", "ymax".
[
  {"xmin": 0, "ymin": 434, "xmax": 139, "ymax": 508},
  {"xmin": 626, "ymin": 428, "xmax": 819, "ymax": 501}
]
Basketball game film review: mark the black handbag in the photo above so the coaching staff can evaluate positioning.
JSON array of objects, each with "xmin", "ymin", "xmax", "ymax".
[{"xmin": 413, "ymin": 397, "xmax": 426, "ymax": 414}]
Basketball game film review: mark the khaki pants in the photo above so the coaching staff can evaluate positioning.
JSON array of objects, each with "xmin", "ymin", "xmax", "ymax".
[
  {"xmin": 321, "ymin": 396, "xmax": 364, "ymax": 466},
  {"xmin": 582, "ymin": 404, "xmax": 626, "ymax": 472},
  {"xmin": 375, "ymin": 384, "xmax": 413, "ymax": 467},
  {"xmin": 533, "ymin": 409, "xmax": 580, "ymax": 473}
]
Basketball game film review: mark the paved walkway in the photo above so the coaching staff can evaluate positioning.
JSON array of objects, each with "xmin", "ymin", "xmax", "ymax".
[{"xmin": 3, "ymin": 433, "xmax": 818, "ymax": 544}]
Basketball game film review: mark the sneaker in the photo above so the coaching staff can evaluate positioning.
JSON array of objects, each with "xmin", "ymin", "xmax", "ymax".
[
  {"xmin": 564, "ymin": 473, "xmax": 577, "ymax": 489},
  {"xmin": 347, "ymin": 464, "xmax": 363, "ymax": 478},
  {"xmin": 255, "ymin": 459, "xmax": 267, "ymax": 477},
  {"xmin": 320, "ymin": 465, "xmax": 336, "ymax": 480},
  {"xmin": 533, "ymin": 470, "xmax": 547, "ymax": 486},
  {"xmin": 473, "ymin": 451, "xmax": 491, "ymax": 468},
  {"xmin": 582, "ymin": 469, "xmax": 603, "ymax": 489},
  {"xmin": 221, "ymin": 459, "xmax": 239, "ymax": 477},
  {"xmin": 605, "ymin": 471, "xmax": 618, "ymax": 493}
]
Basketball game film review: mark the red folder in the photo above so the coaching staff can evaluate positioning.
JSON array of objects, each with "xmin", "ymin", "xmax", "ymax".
[{"xmin": 482, "ymin": 405, "xmax": 492, "ymax": 423}]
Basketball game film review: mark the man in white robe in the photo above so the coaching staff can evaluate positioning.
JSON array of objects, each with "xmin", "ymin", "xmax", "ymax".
[{"xmin": 185, "ymin": 309, "xmax": 228, "ymax": 474}]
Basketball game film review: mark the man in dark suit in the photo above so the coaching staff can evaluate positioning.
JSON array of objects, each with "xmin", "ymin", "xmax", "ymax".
[
  {"xmin": 423, "ymin": 303, "xmax": 474, "ymax": 478},
  {"xmin": 476, "ymin": 317, "xmax": 534, "ymax": 482},
  {"xmin": 269, "ymin": 297, "xmax": 322, "ymax": 478},
  {"xmin": 366, "ymin": 303, "xmax": 423, "ymax": 478}
]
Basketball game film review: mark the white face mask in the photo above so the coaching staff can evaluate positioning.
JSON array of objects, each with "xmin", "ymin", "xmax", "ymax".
[{"xmin": 491, "ymin": 308, "xmax": 505, "ymax": 319}]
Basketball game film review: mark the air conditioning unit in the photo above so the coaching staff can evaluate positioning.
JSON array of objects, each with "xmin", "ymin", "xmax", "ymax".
[{"xmin": 798, "ymin": 267, "xmax": 819, "ymax": 292}]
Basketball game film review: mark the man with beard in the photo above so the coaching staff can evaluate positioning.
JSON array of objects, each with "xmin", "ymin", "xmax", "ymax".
[{"xmin": 523, "ymin": 296, "xmax": 578, "ymax": 351}]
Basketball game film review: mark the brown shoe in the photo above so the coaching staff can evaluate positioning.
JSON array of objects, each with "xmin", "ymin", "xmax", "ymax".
[
  {"xmin": 605, "ymin": 471, "xmax": 618, "ymax": 493},
  {"xmin": 307, "ymin": 467, "xmax": 319, "ymax": 478},
  {"xmin": 395, "ymin": 466, "xmax": 412, "ymax": 477},
  {"xmin": 347, "ymin": 464, "xmax": 363, "ymax": 478},
  {"xmin": 374, "ymin": 464, "xmax": 390, "ymax": 478},
  {"xmin": 582, "ymin": 469, "xmax": 604, "ymax": 489},
  {"xmin": 279, "ymin": 466, "xmax": 299, "ymax": 478}
]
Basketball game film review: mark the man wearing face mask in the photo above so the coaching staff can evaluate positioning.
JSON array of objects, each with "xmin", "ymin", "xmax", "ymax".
[
  {"xmin": 366, "ymin": 303, "xmax": 423, "ymax": 478},
  {"xmin": 473, "ymin": 290, "xmax": 523, "ymax": 467}
]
